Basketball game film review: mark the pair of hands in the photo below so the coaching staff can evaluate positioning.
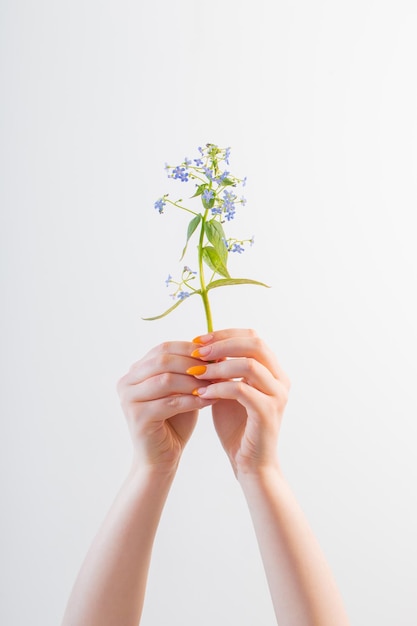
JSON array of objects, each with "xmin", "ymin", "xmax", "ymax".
[{"xmin": 117, "ymin": 329, "xmax": 291, "ymax": 478}]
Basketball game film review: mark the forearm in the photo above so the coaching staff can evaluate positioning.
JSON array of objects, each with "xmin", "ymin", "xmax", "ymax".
[
  {"xmin": 61, "ymin": 464, "xmax": 176, "ymax": 626},
  {"xmin": 239, "ymin": 467, "xmax": 350, "ymax": 626}
]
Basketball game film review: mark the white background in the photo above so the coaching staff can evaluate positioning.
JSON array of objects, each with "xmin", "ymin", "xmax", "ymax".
[{"xmin": 1, "ymin": 1, "xmax": 417, "ymax": 624}]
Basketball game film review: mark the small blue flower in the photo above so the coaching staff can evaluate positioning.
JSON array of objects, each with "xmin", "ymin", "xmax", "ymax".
[
  {"xmin": 177, "ymin": 291, "xmax": 190, "ymax": 300},
  {"xmin": 211, "ymin": 207, "xmax": 222, "ymax": 215},
  {"xmin": 231, "ymin": 243, "xmax": 245, "ymax": 254},
  {"xmin": 203, "ymin": 167, "xmax": 213, "ymax": 181},
  {"xmin": 242, "ymin": 176, "xmax": 247, "ymax": 187},
  {"xmin": 165, "ymin": 274, "xmax": 173, "ymax": 286},
  {"xmin": 202, "ymin": 189, "xmax": 214, "ymax": 203},
  {"xmin": 194, "ymin": 158, "xmax": 204, "ymax": 166},
  {"xmin": 215, "ymin": 171, "xmax": 230, "ymax": 184},
  {"xmin": 240, "ymin": 196, "xmax": 247, "ymax": 206},
  {"xmin": 183, "ymin": 266, "xmax": 197, "ymax": 275},
  {"xmin": 225, "ymin": 147, "xmax": 231, "ymax": 164},
  {"xmin": 154, "ymin": 198, "xmax": 166, "ymax": 213},
  {"xmin": 184, "ymin": 157, "xmax": 191, "ymax": 168},
  {"xmin": 172, "ymin": 166, "xmax": 189, "ymax": 182},
  {"xmin": 222, "ymin": 189, "xmax": 236, "ymax": 220}
]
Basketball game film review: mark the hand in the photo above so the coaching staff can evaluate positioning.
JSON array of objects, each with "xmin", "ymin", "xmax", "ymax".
[
  {"xmin": 187, "ymin": 329, "xmax": 290, "ymax": 478},
  {"xmin": 117, "ymin": 340, "xmax": 214, "ymax": 473}
]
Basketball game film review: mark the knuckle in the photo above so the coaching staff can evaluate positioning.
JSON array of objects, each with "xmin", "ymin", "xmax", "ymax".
[
  {"xmin": 243, "ymin": 357, "xmax": 257, "ymax": 376},
  {"xmin": 165, "ymin": 394, "xmax": 181, "ymax": 409},
  {"xmin": 157, "ymin": 371, "xmax": 173, "ymax": 388},
  {"xmin": 158, "ymin": 341, "xmax": 172, "ymax": 355}
]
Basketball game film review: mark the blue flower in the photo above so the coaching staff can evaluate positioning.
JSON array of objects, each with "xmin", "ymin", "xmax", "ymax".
[
  {"xmin": 231, "ymin": 243, "xmax": 245, "ymax": 253},
  {"xmin": 165, "ymin": 274, "xmax": 173, "ymax": 286},
  {"xmin": 222, "ymin": 189, "xmax": 236, "ymax": 220},
  {"xmin": 203, "ymin": 167, "xmax": 213, "ymax": 181},
  {"xmin": 242, "ymin": 176, "xmax": 247, "ymax": 187},
  {"xmin": 184, "ymin": 157, "xmax": 191, "ymax": 168},
  {"xmin": 211, "ymin": 207, "xmax": 222, "ymax": 215},
  {"xmin": 202, "ymin": 189, "xmax": 214, "ymax": 203},
  {"xmin": 177, "ymin": 291, "xmax": 190, "ymax": 300},
  {"xmin": 194, "ymin": 158, "xmax": 204, "ymax": 166},
  {"xmin": 225, "ymin": 147, "xmax": 231, "ymax": 164},
  {"xmin": 172, "ymin": 166, "xmax": 189, "ymax": 182},
  {"xmin": 215, "ymin": 171, "xmax": 230, "ymax": 184},
  {"xmin": 154, "ymin": 198, "xmax": 166, "ymax": 213},
  {"xmin": 240, "ymin": 196, "xmax": 247, "ymax": 206}
]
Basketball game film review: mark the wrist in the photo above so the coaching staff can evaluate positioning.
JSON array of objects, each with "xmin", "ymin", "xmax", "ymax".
[
  {"xmin": 128, "ymin": 457, "xmax": 178, "ymax": 489},
  {"xmin": 236, "ymin": 461, "xmax": 284, "ymax": 491}
]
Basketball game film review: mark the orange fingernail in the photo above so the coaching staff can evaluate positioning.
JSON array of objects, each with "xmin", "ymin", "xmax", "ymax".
[
  {"xmin": 191, "ymin": 345, "xmax": 212, "ymax": 358},
  {"xmin": 192, "ymin": 387, "xmax": 207, "ymax": 396},
  {"xmin": 192, "ymin": 333, "xmax": 214, "ymax": 344},
  {"xmin": 191, "ymin": 388, "xmax": 200, "ymax": 396},
  {"xmin": 186, "ymin": 365, "xmax": 207, "ymax": 376}
]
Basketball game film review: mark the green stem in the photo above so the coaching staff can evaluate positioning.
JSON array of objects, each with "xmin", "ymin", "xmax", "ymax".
[{"xmin": 198, "ymin": 209, "xmax": 213, "ymax": 332}]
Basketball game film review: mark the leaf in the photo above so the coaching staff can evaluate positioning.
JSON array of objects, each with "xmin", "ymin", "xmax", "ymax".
[
  {"xmin": 202, "ymin": 246, "xmax": 230, "ymax": 278},
  {"xmin": 191, "ymin": 184, "xmax": 207, "ymax": 198},
  {"xmin": 207, "ymin": 277, "xmax": 270, "ymax": 291},
  {"xmin": 204, "ymin": 219, "xmax": 228, "ymax": 264},
  {"xmin": 142, "ymin": 291, "xmax": 200, "ymax": 321},
  {"xmin": 220, "ymin": 178, "xmax": 235, "ymax": 187},
  {"xmin": 180, "ymin": 214, "xmax": 202, "ymax": 260}
]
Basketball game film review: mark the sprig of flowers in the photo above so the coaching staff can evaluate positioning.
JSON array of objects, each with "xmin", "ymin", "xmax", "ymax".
[{"xmin": 143, "ymin": 143, "xmax": 269, "ymax": 332}]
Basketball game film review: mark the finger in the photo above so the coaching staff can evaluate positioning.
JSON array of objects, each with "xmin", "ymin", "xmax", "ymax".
[
  {"xmin": 122, "ymin": 344, "xmax": 208, "ymax": 386},
  {"xmin": 131, "ymin": 394, "xmax": 215, "ymax": 422},
  {"xmin": 187, "ymin": 358, "xmax": 279, "ymax": 396},
  {"xmin": 193, "ymin": 379, "xmax": 289, "ymax": 414},
  {"xmin": 122, "ymin": 372, "xmax": 211, "ymax": 403},
  {"xmin": 191, "ymin": 332, "xmax": 289, "ymax": 385}
]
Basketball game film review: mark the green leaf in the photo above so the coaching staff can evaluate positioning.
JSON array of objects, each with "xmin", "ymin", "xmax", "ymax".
[
  {"xmin": 180, "ymin": 214, "xmax": 202, "ymax": 260},
  {"xmin": 142, "ymin": 291, "xmax": 200, "ymax": 321},
  {"xmin": 204, "ymin": 219, "xmax": 228, "ymax": 264},
  {"xmin": 207, "ymin": 277, "xmax": 270, "ymax": 291},
  {"xmin": 202, "ymin": 246, "xmax": 230, "ymax": 278},
  {"xmin": 220, "ymin": 178, "xmax": 235, "ymax": 187},
  {"xmin": 191, "ymin": 184, "xmax": 207, "ymax": 198}
]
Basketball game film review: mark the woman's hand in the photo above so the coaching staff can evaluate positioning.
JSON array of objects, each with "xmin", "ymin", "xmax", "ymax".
[
  {"xmin": 187, "ymin": 329, "xmax": 290, "ymax": 478},
  {"xmin": 117, "ymin": 340, "xmax": 214, "ymax": 473}
]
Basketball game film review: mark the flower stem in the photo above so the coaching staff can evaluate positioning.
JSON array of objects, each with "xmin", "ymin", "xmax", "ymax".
[{"xmin": 198, "ymin": 209, "xmax": 213, "ymax": 333}]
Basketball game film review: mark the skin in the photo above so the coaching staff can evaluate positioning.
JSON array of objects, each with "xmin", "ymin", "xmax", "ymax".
[{"xmin": 61, "ymin": 328, "xmax": 350, "ymax": 626}]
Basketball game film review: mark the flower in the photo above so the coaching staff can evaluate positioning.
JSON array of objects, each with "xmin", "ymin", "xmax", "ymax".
[
  {"xmin": 172, "ymin": 166, "xmax": 189, "ymax": 182},
  {"xmin": 202, "ymin": 189, "xmax": 214, "ymax": 203},
  {"xmin": 154, "ymin": 198, "xmax": 166, "ymax": 213},
  {"xmin": 145, "ymin": 143, "xmax": 268, "ymax": 331}
]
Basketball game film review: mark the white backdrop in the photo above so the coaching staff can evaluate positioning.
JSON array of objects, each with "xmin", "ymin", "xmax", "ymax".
[{"xmin": 1, "ymin": 1, "xmax": 417, "ymax": 625}]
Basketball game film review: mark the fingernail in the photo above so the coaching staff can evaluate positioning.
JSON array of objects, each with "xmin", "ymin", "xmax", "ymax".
[
  {"xmin": 192, "ymin": 333, "xmax": 214, "ymax": 344},
  {"xmin": 192, "ymin": 387, "xmax": 207, "ymax": 396},
  {"xmin": 186, "ymin": 365, "xmax": 207, "ymax": 376},
  {"xmin": 191, "ymin": 345, "xmax": 212, "ymax": 358}
]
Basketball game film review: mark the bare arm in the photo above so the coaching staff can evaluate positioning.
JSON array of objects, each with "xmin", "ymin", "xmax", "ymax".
[
  {"xmin": 61, "ymin": 341, "xmax": 213, "ymax": 626},
  {"xmin": 189, "ymin": 328, "xmax": 350, "ymax": 626}
]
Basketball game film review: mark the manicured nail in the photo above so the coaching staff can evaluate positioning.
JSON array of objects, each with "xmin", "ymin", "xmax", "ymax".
[
  {"xmin": 191, "ymin": 345, "xmax": 212, "ymax": 358},
  {"xmin": 192, "ymin": 387, "xmax": 207, "ymax": 396},
  {"xmin": 186, "ymin": 365, "xmax": 207, "ymax": 376},
  {"xmin": 192, "ymin": 333, "xmax": 214, "ymax": 344}
]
